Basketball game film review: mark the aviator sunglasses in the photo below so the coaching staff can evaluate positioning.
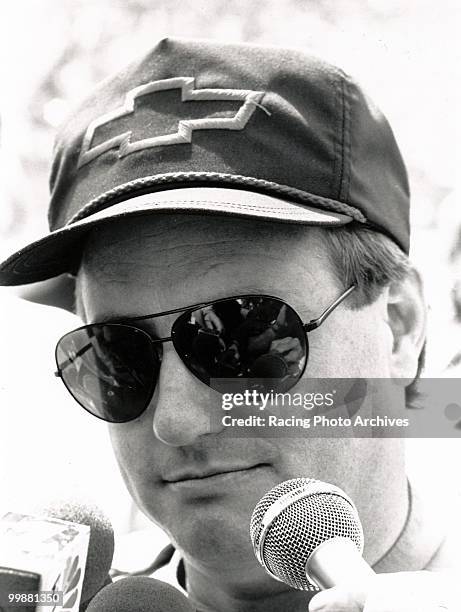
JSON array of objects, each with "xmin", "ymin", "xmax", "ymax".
[{"xmin": 55, "ymin": 286, "xmax": 355, "ymax": 423}]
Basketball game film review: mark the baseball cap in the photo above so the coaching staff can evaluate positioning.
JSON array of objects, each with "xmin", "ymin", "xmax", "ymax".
[{"xmin": 0, "ymin": 37, "xmax": 410, "ymax": 286}]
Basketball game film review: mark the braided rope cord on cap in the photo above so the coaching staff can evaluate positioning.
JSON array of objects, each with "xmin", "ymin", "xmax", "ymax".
[{"xmin": 65, "ymin": 172, "xmax": 367, "ymax": 226}]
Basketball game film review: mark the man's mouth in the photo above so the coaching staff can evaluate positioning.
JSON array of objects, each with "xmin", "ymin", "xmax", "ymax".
[{"xmin": 163, "ymin": 463, "xmax": 269, "ymax": 484}]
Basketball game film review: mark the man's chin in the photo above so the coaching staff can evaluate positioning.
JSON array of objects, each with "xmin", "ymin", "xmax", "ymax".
[{"xmin": 161, "ymin": 508, "xmax": 257, "ymax": 569}]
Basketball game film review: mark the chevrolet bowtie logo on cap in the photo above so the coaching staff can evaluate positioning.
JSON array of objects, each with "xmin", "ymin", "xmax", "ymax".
[{"xmin": 77, "ymin": 77, "xmax": 266, "ymax": 169}]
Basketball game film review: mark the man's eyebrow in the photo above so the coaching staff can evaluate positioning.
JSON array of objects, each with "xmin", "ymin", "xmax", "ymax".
[
  {"xmin": 90, "ymin": 290, "xmax": 294, "ymax": 325},
  {"xmin": 90, "ymin": 312, "xmax": 138, "ymax": 324}
]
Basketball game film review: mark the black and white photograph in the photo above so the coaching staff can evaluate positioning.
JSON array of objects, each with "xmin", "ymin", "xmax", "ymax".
[{"xmin": 0, "ymin": 2, "xmax": 459, "ymax": 611}]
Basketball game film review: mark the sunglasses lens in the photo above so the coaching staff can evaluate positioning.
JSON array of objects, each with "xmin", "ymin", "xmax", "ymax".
[
  {"xmin": 56, "ymin": 324, "xmax": 158, "ymax": 423},
  {"xmin": 172, "ymin": 297, "xmax": 308, "ymax": 392}
]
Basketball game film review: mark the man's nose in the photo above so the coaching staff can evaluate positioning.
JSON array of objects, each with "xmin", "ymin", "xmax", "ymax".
[{"xmin": 151, "ymin": 345, "xmax": 222, "ymax": 446}]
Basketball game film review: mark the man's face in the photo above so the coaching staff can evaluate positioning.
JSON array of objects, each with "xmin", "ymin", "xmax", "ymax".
[{"xmin": 77, "ymin": 213, "xmax": 397, "ymax": 578}]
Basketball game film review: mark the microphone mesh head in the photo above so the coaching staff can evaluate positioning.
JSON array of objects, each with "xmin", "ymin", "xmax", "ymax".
[{"xmin": 250, "ymin": 478, "xmax": 363, "ymax": 591}]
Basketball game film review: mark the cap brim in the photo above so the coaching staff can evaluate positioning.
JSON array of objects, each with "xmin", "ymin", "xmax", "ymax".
[{"xmin": 0, "ymin": 187, "xmax": 352, "ymax": 285}]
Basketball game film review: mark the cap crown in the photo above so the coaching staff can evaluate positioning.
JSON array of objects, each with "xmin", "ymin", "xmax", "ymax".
[{"xmin": 49, "ymin": 37, "xmax": 410, "ymax": 252}]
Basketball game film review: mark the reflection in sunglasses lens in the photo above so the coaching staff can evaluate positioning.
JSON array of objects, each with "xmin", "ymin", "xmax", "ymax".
[
  {"xmin": 173, "ymin": 297, "xmax": 307, "ymax": 392},
  {"xmin": 56, "ymin": 325, "xmax": 158, "ymax": 423}
]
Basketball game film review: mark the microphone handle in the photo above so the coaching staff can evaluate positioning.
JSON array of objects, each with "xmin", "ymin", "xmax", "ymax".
[{"xmin": 306, "ymin": 537, "xmax": 375, "ymax": 590}]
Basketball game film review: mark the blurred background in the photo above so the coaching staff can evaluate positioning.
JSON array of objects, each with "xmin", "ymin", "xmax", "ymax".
[{"xmin": 0, "ymin": 0, "xmax": 459, "ymax": 568}]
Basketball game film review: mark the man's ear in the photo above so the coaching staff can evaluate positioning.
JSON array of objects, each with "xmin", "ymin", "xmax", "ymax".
[
  {"xmin": 386, "ymin": 269, "xmax": 426, "ymax": 380},
  {"xmin": 12, "ymin": 274, "xmax": 76, "ymax": 312}
]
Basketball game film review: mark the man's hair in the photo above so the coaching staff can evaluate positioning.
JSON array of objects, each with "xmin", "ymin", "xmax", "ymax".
[{"xmin": 321, "ymin": 223, "xmax": 425, "ymax": 406}]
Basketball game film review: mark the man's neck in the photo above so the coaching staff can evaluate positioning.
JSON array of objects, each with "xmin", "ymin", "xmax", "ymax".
[{"xmin": 185, "ymin": 566, "xmax": 318, "ymax": 612}]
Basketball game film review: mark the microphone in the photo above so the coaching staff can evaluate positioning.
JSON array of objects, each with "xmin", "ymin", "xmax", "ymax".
[
  {"xmin": 0, "ymin": 501, "xmax": 114, "ymax": 612},
  {"xmin": 42, "ymin": 501, "xmax": 114, "ymax": 608},
  {"xmin": 249, "ymin": 478, "xmax": 375, "ymax": 591},
  {"xmin": 86, "ymin": 576, "xmax": 194, "ymax": 611}
]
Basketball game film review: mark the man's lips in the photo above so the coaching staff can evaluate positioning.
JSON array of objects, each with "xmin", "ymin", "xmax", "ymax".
[{"xmin": 163, "ymin": 463, "xmax": 268, "ymax": 483}]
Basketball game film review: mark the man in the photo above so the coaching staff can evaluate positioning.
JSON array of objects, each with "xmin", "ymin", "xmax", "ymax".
[{"xmin": 0, "ymin": 38, "xmax": 457, "ymax": 611}]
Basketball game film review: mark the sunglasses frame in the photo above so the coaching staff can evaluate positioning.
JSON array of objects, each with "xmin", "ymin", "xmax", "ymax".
[{"xmin": 55, "ymin": 285, "xmax": 355, "ymax": 423}]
